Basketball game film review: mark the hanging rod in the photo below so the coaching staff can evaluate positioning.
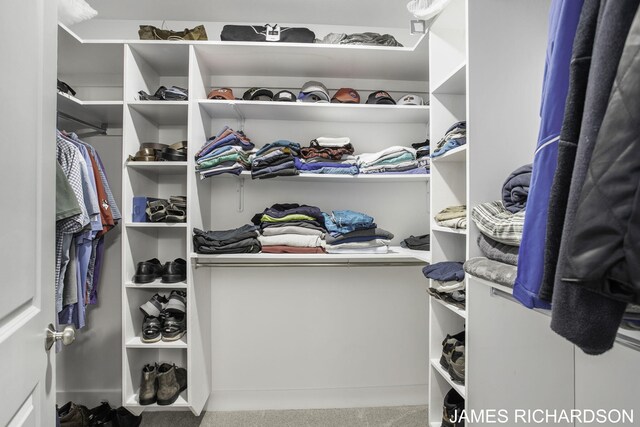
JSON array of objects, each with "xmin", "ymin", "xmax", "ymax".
[
  {"xmin": 489, "ymin": 286, "xmax": 640, "ymax": 353},
  {"xmin": 57, "ymin": 111, "xmax": 107, "ymax": 135},
  {"xmin": 195, "ymin": 261, "xmax": 427, "ymax": 268}
]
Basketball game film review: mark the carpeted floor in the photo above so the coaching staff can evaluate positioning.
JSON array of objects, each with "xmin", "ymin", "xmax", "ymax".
[{"xmin": 140, "ymin": 405, "xmax": 429, "ymax": 427}]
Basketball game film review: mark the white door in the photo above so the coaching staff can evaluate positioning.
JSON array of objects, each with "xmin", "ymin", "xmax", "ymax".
[{"xmin": 0, "ymin": 0, "xmax": 59, "ymax": 425}]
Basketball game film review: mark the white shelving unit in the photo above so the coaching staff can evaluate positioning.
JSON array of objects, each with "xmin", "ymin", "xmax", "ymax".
[
  {"xmin": 198, "ymin": 170, "xmax": 430, "ymax": 184},
  {"xmin": 427, "ymin": 0, "xmax": 468, "ymax": 424}
]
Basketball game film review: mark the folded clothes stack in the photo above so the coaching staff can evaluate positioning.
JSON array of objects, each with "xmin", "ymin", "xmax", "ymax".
[
  {"xmin": 356, "ymin": 146, "xmax": 427, "ymax": 175},
  {"xmin": 192, "ymin": 225, "xmax": 261, "ymax": 254},
  {"xmin": 432, "ymin": 121, "xmax": 466, "ymax": 158},
  {"xmin": 323, "ymin": 210, "xmax": 393, "ymax": 254},
  {"xmin": 400, "ymin": 234, "xmax": 430, "ymax": 251},
  {"xmin": 434, "ymin": 205, "xmax": 467, "ymax": 229},
  {"xmin": 412, "ymin": 139, "xmax": 430, "ymax": 171},
  {"xmin": 294, "ymin": 137, "xmax": 358, "ymax": 175},
  {"xmin": 423, "ymin": 261, "xmax": 466, "ymax": 308},
  {"xmin": 252, "ymin": 203, "xmax": 327, "ymax": 253},
  {"xmin": 251, "ymin": 140, "xmax": 301, "ymax": 179},
  {"xmin": 195, "ymin": 126, "xmax": 255, "ymax": 179},
  {"xmin": 468, "ymin": 164, "xmax": 532, "ymax": 268}
]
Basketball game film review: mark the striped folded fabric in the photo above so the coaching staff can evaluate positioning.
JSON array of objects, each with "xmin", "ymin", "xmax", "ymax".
[{"xmin": 471, "ymin": 201, "xmax": 525, "ymax": 246}]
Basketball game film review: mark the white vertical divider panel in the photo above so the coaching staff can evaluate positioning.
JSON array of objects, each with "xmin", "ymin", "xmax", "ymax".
[
  {"xmin": 187, "ymin": 45, "xmax": 212, "ymax": 415},
  {"xmin": 465, "ymin": 1, "xmax": 575, "ymax": 426},
  {"xmin": 427, "ymin": 0, "xmax": 468, "ymax": 423}
]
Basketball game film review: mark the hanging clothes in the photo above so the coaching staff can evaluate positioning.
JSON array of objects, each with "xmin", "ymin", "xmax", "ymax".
[
  {"xmin": 549, "ymin": 0, "xmax": 640, "ymax": 355},
  {"xmin": 55, "ymin": 130, "xmax": 120, "ymax": 329},
  {"xmin": 512, "ymin": 0, "xmax": 584, "ymax": 309}
]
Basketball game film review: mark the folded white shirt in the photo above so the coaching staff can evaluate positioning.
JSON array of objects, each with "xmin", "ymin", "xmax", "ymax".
[
  {"xmin": 325, "ymin": 245, "xmax": 389, "ymax": 254},
  {"xmin": 431, "ymin": 280, "xmax": 466, "ymax": 293},
  {"xmin": 258, "ymin": 234, "xmax": 325, "ymax": 248},
  {"xmin": 261, "ymin": 226, "xmax": 325, "ymax": 237},
  {"xmin": 314, "ymin": 136, "xmax": 351, "ymax": 147},
  {"xmin": 325, "ymin": 239, "xmax": 390, "ymax": 249},
  {"xmin": 356, "ymin": 146, "xmax": 416, "ymax": 166}
]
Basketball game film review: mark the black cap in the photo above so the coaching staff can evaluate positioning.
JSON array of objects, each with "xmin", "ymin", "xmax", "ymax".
[
  {"xmin": 273, "ymin": 90, "xmax": 297, "ymax": 102},
  {"xmin": 366, "ymin": 90, "xmax": 396, "ymax": 105},
  {"xmin": 242, "ymin": 87, "xmax": 274, "ymax": 101}
]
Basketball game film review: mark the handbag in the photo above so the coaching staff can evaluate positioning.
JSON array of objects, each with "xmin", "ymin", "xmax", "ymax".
[
  {"xmin": 138, "ymin": 24, "xmax": 208, "ymax": 41},
  {"xmin": 221, "ymin": 24, "xmax": 315, "ymax": 43}
]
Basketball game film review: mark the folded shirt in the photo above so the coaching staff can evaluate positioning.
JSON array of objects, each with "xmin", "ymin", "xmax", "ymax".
[
  {"xmin": 199, "ymin": 162, "xmax": 245, "ymax": 178},
  {"xmin": 300, "ymin": 139, "xmax": 354, "ymax": 161},
  {"xmin": 436, "ymin": 217, "xmax": 467, "ymax": 229},
  {"xmin": 371, "ymin": 166, "xmax": 429, "ymax": 175},
  {"xmin": 434, "ymin": 205, "xmax": 467, "ymax": 221},
  {"xmin": 252, "ymin": 160, "xmax": 298, "ymax": 179},
  {"xmin": 254, "ymin": 140, "xmax": 301, "ymax": 157},
  {"xmin": 314, "ymin": 137, "xmax": 351, "ymax": 147},
  {"xmin": 261, "ymin": 213, "xmax": 316, "ymax": 223},
  {"xmin": 400, "ymin": 234, "xmax": 430, "ymax": 251},
  {"xmin": 193, "ymin": 225, "xmax": 259, "ymax": 245},
  {"xmin": 197, "ymin": 145, "xmax": 248, "ymax": 163},
  {"xmin": 357, "ymin": 146, "xmax": 416, "ymax": 167},
  {"xmin": 196, "ymin": 152, "xmax": 252, "ymax": 170},
  {"xmin": 197, "ymin": 127, "xmax": 254, "ymax": 158},
  {"xmin": 471, "ymin": 201, "xmax": 525, "ymax": 246},
  {"xmin": 194, "ymin": 239, "xmax": 261, "ymax": 254},
  {"xmin": 325, "ymin": 245, "xmax": 389, "ymax": 254},
  {"xmin": 422, "ymin": 261, "xmax": 465, "ymax": 282},
  {"xmin": 325, "ymin": 227, "xmax": 394, "ymax": 245},
  {"xmin": 261, "ymin": 245, "xmax": 326, "ymax": 254},
  {"xmin": 302, "ymin": 166, "xmax": 359, "ymax": 175},
  {"xmin": 193, "ymin": 236, "xmax": 259, "ymax": 251},
  {"xmin": 293, "ymin": 157, "xmax": 355, "ymax": 171},
  {"xmin": 359, "ymin": 160, "xmax": 421, "ymax": 174},
  {"xmin": 261, "ymin": 219, "xmax": 326, "ymax": 232},
  {"xmin": 251, "ymin": 149, "xmax": 295, "ymax": 169},
  {"xmin": 325, "ymin": 239, "xmax": 389, "ymax": 249},
  {"xmin": 253, "ymin": 203, "xmax": 325, "ymax": 225},
  {"xmin": 477, "ymin": 233, "xmax": 519, "ymax": 266},
  {"xmin": 261, "ymin": 225, "xmax": 325, "ymax": 237},
  {"xmin": 431, "ymin": 280, "xmax": 466, "ymax": 293},
  {"xmin": 258, "ymin": 233, "xmax": 325, "ymax": 248}
]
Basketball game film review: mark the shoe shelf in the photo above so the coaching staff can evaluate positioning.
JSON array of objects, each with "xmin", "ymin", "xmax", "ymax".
[
  {"xmin": 430, "ymin": 294, "xmax": 467, "ymax": 319},
  {"xmin": 191, "ymin": 247, "xmax": 431, "ymax": 266},
  {"xmin": 430, "ymin": 359, "xmax": 466, "ymax": 399},
  {"xmin": 431, "ymin": 224, "xmax": 468, "ymax": 235},
  {"xmin": 125, "ymin": 222, "xmax": 188, "ymax": 228},
  {"xmin": 430, "ymin": 145, "xmax": 467, "ymax": 163},
  {"xmin": 125, "ymin": 393, "xmax": 189, "ymax": 409},
  {"xmin": 431, "ymin": 62, "xmax": 466, "ymax": 96},
  {"xmin": 125, "ymin": 279, "xmax": 188, "ymax": 289},
  {"xmin": 126, "ymin": 336, "xmax": 188, "ymax": 349},
  {"xmin": 202, "ymin": 170, "xmax": 430, "ymax": 184},
  {"xmin": 199, "ymin": 100, "xmax": 430, "ymax": 124},
  {"xmin": 127, "ymin": 101, "xmax": 188, "ymax": 126}
]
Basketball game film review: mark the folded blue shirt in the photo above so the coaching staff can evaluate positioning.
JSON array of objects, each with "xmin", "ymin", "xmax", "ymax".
[
  {"xmin": 422, "ymin": 261, "xmax": 465, "ymax": 281},
  {"xmin": 255, "ymin": 140, "xmax": 301, "ymax": 157},
  {"xmin": 294, "ymin": 157, "xmax": 354, "ymax": 171}
]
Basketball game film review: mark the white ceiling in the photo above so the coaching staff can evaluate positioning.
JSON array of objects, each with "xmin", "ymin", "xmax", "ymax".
[{"xmin": 86, "ymin": 0, "xmax": 411, "ymax": 28}]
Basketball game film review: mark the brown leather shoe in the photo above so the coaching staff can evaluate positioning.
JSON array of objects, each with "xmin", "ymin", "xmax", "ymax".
[
  {"xmin": 139, "ymin": 363, "xmax": 158, "ymax": 405},
  {"xmin": 156, "ymin": 363, "xmax": 187, "ymax": 405}
]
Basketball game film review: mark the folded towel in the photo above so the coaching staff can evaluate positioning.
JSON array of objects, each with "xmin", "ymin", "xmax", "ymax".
[{"xmin": 502, "ymin": 164, "xmax": 533, "ymax": 213}]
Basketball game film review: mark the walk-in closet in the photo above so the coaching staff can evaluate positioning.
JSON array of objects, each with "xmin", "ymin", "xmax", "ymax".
[{"xmin": 2, "ymin": 0, "xmax": 640, "ymax": 426}]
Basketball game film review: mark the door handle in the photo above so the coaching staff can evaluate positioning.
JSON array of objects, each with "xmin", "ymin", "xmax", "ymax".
[{"xmin": 45, "ymin": 323, "xmax": 75, "ymax": 351}]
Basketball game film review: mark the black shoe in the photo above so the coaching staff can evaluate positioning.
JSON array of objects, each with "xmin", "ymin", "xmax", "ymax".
[
  {"xmin": 112, "ymin": 407, "xmax": 142, "ymax": 427},
  {"xmin": 133, "ymin": 258, "xmax": 163, "ymax": 283},
  {"xmin": 162, "ymin": 258, "xmax": 187, "ymax": 283},
  {"xmin": 442, "ymin": 389, "xmax": 465, "ymax": 427},
  {"xmin": 162, "ymin": 312, "xmax": 186, "ymax": 342},
  {"xmin": 87, "ymin": 401, "xmax": 114, "ymax": 426},
  {"xmin": 142, "ymin": 315, "xmax": 162, "ymax": 343}
]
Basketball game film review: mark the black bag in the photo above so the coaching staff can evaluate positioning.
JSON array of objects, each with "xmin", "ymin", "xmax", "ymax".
[{"xmin": 221, "ymin": 24, "xmax": 315, "ymax": 43}]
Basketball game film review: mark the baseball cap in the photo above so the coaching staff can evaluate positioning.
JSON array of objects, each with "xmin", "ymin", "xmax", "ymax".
[
  {"xmin": 366, "ymin": 90, "xmax": 396, "ymax": 105},
  {"xmin": 243, "ymin": 87, "xmax": 274, "ymax": 101},
  {"xmin": 331, "ymin": 88, "xmax": 361, "ymax": 104},
  {"xmin": 207, "ymin": 87, "xmax": 235, "ymax": 100},
  {"xmin": 398, "ymin": 94, "xmax": 425, "ymax": 105},
  {"xmin": 273, "ymin": 90, "xmax": 297, "ymax": 102},
  {"xmin": 298, "ymin": 81, "xmax": 330, "ymax": 103}
]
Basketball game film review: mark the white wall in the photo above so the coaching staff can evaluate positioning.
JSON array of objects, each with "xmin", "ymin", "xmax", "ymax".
[{"xmin": 56, "ymin": 134, "xmax": 123, "ymax": 408}]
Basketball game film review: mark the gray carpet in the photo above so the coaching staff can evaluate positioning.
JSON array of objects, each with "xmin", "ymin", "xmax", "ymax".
[{"xmin": 140, "ymin": 405, "xmax": 428, "ymax": 427}]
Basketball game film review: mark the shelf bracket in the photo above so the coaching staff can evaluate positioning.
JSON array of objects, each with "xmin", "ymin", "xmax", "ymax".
[
  {"xmin": 237, "ymin": 177, "xmax": 245, "ymax": 213},
  {"xmin": 231, "ymin": 102, "xmax": 245, "ymax": 132}
]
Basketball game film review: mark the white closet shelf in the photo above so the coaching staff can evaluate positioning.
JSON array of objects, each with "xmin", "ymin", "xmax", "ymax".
[
  {"xmin": 127, "ymin": 161, "xmax": 188, "ymax": 172},
  {"xmin": 191, "ymin": 247, "xmax": 431, "ymax": 266},
  {"xmin": 127, "ymin": 101, "xmax": 188, "ymax": 126},
  {"xmin": 192, "ymin": 36, "xmax": 428, "ymax": 82},
  {"xmin": 125, "ymin": 279, "xmax": 187, "ymax": 289},
  {"xmin": 430, "ymin": 294, "xmax": 467, "ymax": 319},
  {"xmin": 430, "ymin": 145, "xmax": 467, "ymax": 163},
  {"xmin": 125, "ymin": 223, "xmax": 188, "ymax": 228},
  {"xmin": 199, "ymin": 100, "xmax": 430, "ymax": 124},
  {"xmin": 467, "ymin": 274, "xmax": 515, "ymax": 296},
  {"xmin": 125, "ymin": 393, "xmax": 188, "ymax": 409},
  {"xmin": 57, "ymin": 92, "xmax": 124, "ymax": 127},
  {"xmin": 431, "ymin": 62, "xmax": 466, "ymax": 95},
  {"xmin": 430, "ymin": 359, "xmax": 466, "ymax": 398},
  {"xmin": 126, "ymin": 336, "xmax": 188, "ymax": 348},
  {"xmin": 200, "ymin": 170, "xmax": 430, "ymax": 184},
  {"xmin": 431, "ymin": 225, "xmax": 467, "ymax": 235}
]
